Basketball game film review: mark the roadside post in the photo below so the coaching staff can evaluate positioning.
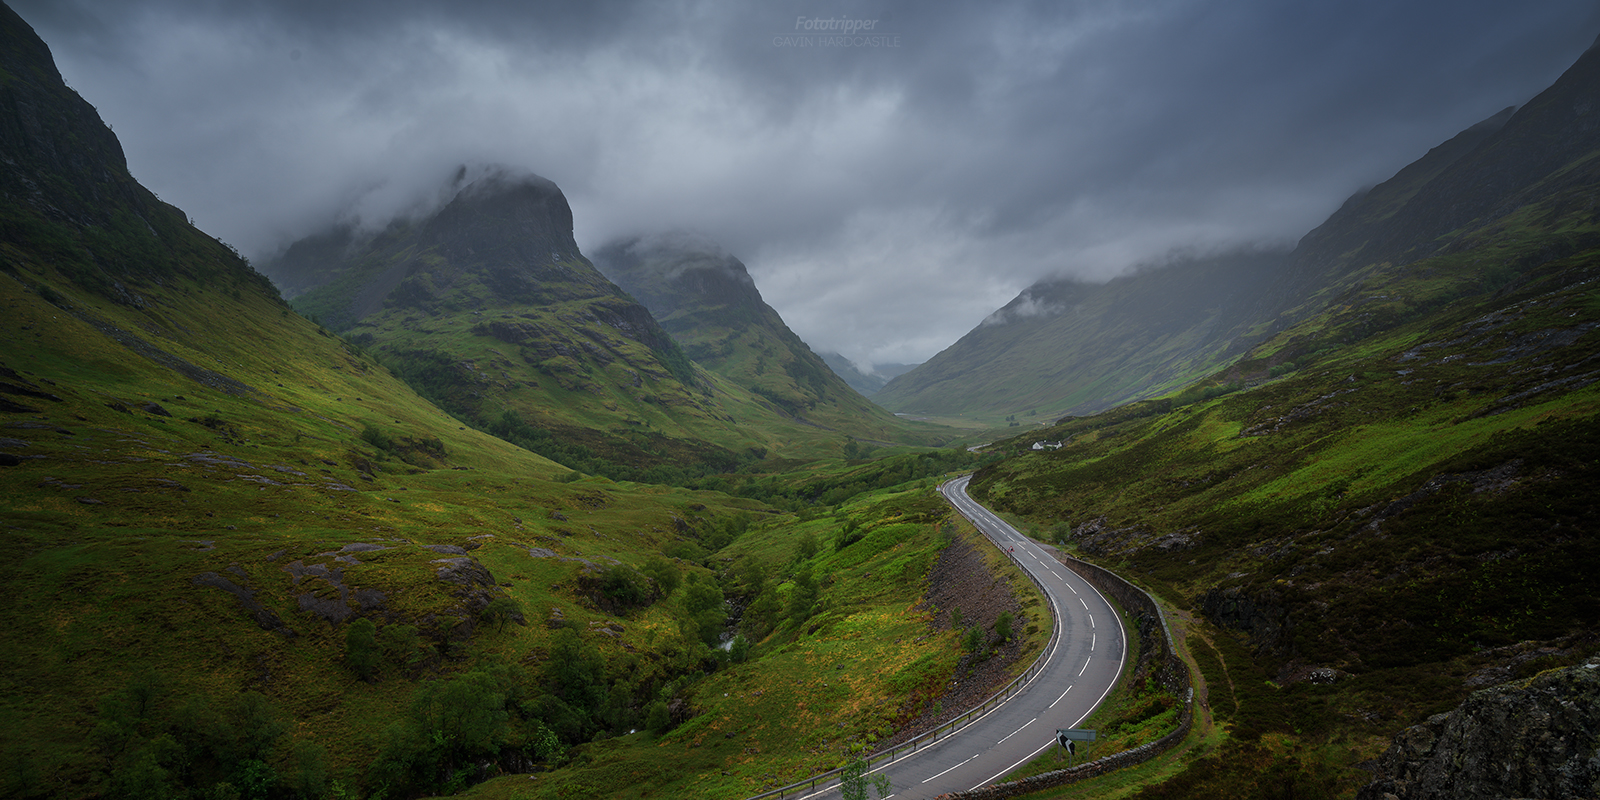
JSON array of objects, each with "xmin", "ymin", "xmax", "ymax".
[{"xmin": 1056, "ymin": 728, "xmax": 1096, "ymax": 766}]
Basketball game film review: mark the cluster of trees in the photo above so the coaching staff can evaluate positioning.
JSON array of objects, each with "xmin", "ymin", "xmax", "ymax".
[
  {"xmin": 357, "ymin": 424, "xmax": 447, "ymax": 469},
  {"xmin": 484, "ymin": 410, "xmax": 763, "ymax": 486},
  {"xmin": 369, "ymin": 660, "xmax": 561, "ymax": 796},
  {"xmin": 89, "ymin": 676, "xmax": 325, "ymax": 800}
]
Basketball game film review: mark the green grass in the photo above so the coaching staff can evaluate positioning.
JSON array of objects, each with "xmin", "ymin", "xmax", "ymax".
[
  {"xmin": 446, "ymin": 484, "xmax": 1051, "ymax": 799},
  {"xmin": 959, "ymin": 219, "xmax": 1600, "ymax": 797}
]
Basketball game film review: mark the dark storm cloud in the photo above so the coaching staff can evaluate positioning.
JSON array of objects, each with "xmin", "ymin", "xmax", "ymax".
[{"xmin": 11, "ymin": 0, "xmax": 1599, "ymax": 367}]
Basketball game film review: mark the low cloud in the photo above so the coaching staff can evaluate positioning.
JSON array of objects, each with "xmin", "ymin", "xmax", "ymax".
[{"xmin": 17, "ymin": 0, "xmax": 1600, "ymax": 367}]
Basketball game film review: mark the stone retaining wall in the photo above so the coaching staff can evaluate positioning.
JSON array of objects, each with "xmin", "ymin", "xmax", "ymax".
[{"xmin": 934, "ymin": 555, "xmax": 1194, "ymax": 800}]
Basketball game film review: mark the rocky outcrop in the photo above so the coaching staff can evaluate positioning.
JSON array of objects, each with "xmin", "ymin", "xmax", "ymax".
[
  {"xmin": 1357, "ymin": 658, "xmax": 1600, "ymax": 800},
  {"xmin": 1200, "ymin": 585, "xmax": 1290, "ymax": 655}
]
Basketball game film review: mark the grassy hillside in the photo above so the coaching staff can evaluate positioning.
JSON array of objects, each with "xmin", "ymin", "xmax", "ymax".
[
  {"xmin": 967, "ymin": 202, "xmax": 1600, "ymax": 797},
  {"xmin": 280, "ymin": 185, "xmax": 952, "ymax": 476},
  {"xmin": 873, "ymin": 249, "xmax": 1287, "ymax": 423},
  {"xmin": 591, "ymin": 232, "xmax": 936, "ymax": 446},
  {"xmin": 881, "ymin": 37, "xmax": 1600, "ymax": 426},
  {"xmin": 449, "ymin": 479, "xmax": 1053, "ymax": 800},
  {"xmin": 0, "ymin": 7, "xmax": 1021, "ymax": 798}
]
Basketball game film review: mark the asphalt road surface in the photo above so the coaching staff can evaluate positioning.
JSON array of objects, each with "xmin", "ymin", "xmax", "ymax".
[{"xmin": 791, "ymin": 475, "xmax": 1125, "ymax": 799}]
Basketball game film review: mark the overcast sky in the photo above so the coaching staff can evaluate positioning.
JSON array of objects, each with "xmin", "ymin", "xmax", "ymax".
[{"xmin": 13, "ymin": 0, "xmax": 1600, "ymax": 369}]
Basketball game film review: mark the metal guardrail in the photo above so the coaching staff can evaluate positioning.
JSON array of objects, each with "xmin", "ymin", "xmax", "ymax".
[{"xmin": 740, "ymin": 478, "xmax": 1063, "ymax": 800}]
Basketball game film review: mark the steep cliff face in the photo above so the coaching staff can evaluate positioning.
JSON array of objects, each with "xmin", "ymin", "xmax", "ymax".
[
  {"xmin": 0, "ymin": 2, "xmax": 273, "ymax": 305},
  {"xmin": 0, "ymin": 3, "xmax": 138, "ymax": 223},
  {"xmin": 282, "ymin": 169, "xmax": 632, "ymax": 332},
  {"xmin": 1357, "ymin": 658, "xmax": 1600, "ymax": 800}
]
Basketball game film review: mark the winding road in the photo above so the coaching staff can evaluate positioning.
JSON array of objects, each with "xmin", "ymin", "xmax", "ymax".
[{"xmin": 792, "ymin": 475, "xmax": 1126, "ymax": 799}]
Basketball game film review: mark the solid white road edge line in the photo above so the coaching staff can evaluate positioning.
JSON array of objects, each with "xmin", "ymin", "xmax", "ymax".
[{"xmin": 972, "ymin": 739, "xmax": 1056, "ymax": 791}]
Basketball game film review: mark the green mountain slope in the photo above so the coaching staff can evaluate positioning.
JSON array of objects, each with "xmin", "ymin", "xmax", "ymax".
[
  {"xmin": 277, "ymin": 181, "xmax": 949, "ymax": 474},
  {"xmin": 0, "ymin": 7, "xmax": 854, "ymax": 796},
  {"xmin": 874, "ymin": 248, "xmax": 1288, "ymax": 420},
  {"xmin": 591, "ymin": 232, "xmax": 933, "ymax": 445},
  {"xmin": 878, "ymin": 45, "xmax": 1600, "ymax": 424},
  {"xmin": 966, "ymin": 35, "xmax": 1600, "ymax": 798}
]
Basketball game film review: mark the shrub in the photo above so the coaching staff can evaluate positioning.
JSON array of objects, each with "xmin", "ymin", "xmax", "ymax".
[
  {"xmin": 964, "ymin": 627, "xmax": 985, "ymax": 652},
  {"xmin": 834, "ymin": 519, "xmax": 864, "ymax": 552},
  {"xmin": 379, "ymin": 624, "xmax": 423, "ymax": 669},
  {"xmin": 785, "ymin": 568, "xmax": 820, "ymax": 626},
  {"xmin": 345, "ymin": 619, "xmax": 379, "ymax": 681},
  {"xmin": 480, "ymin": 597, "xmax": 524, "ymax": 632},
  {"xmin": 795, "ymin": 531, "xmax": 819, "ymax": 562},
  {"xmin": 359, "ymin": 425, "xmax": 395, "ymax": 454},
  {"xmin": 641, "ymin": 556, "xmax": 680, "ymax": 597}
]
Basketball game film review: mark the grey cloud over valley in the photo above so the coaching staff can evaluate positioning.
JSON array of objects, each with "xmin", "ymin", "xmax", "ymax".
[{"xmin": 14, "ymin": 0, "xmax": 1599, "ymax": 367}]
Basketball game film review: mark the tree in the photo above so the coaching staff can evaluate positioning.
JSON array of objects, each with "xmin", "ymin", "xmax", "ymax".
[
  {"xmin": 794, "ymin": 531, "xmax": 819, "ymax": 562},
  {"xmin": 643, "ymin": 700, "xmax": 672, "ymax": 734},
  {"xmin": 785, "ymin": 568, "xmax": 820, "ymax": 626},
  {"xmin": 680, "ymin": 573, "xmax": 726, "ymax": 646},
  {"xmin": 216, "ymin": 692, "xmax": 288, "ymax": 766},
  {"xmin": 422, "ymin": 671, "xmax": 511, "ymax": 761},
  {"xmin": 599, "ymin": 567, "xmax": 649, "ymax": 609},
  {"xmin": 1050, "ymin": 521, "xmax": 1073, "ymax": 545},
  {"xmin": 995, "ymin": 611, "xmax": 1014, "ymax": 642},
  {"xmin": 839, "ymin": 754, "xmax": 892, "ymax": 800},
  {"xmin": 481, "ymin": 597, "xmax": 524, "ymax": 632},
  {"xmin": 523, "ymin": 718, "xmax": 563, "ymax": 763},
  {"xmin": 545, "ymin": 628, "xmax": 607, "ymax": 713},
  {"xmin": 286, "ymin": 740, "xmax": 327, "ymax": 800},
  {"xmin": 345, "ymin": 618, "xmax": 379, "ymax": 681},
  {"xmin": 641, "ymin": 555, "xmax": 680, "ymax": 597},
  {"xmin": 379, "ymin": 623, "xmax": 423, "ymax": 669},
  {"xmin": 743, "ymin": 584, "xmax": 782, "ymax": 640},
  {"xmin": 727, "ymin": 635, "xmax": 751, "ymax": 663}
]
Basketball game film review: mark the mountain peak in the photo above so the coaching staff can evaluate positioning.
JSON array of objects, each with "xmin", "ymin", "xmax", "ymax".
[
  {"xmin": 453, "ymin": 164, "xmax": 559, "ymax": 195},
  {"xmin": 593, "ymin": 231, "xmax": 900, "ymax": 425},
  {"xmin": 601, "ymin": 230, "xmax": 757, "ymax": 288},
  {"xmin": 425, "ymin": 165, "xmax": 579, "ymax": 263}
]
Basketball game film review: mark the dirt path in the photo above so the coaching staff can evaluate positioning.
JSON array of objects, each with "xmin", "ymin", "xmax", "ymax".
[{"xmin": 1168, "ymin": 607, "xmax": 1234, "ymax": 737}]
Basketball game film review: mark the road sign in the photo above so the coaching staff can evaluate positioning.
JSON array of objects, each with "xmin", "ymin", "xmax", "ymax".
[{"xmin": 1057, "ymin": 728, "xmax": 1094, "ymax": 764}]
